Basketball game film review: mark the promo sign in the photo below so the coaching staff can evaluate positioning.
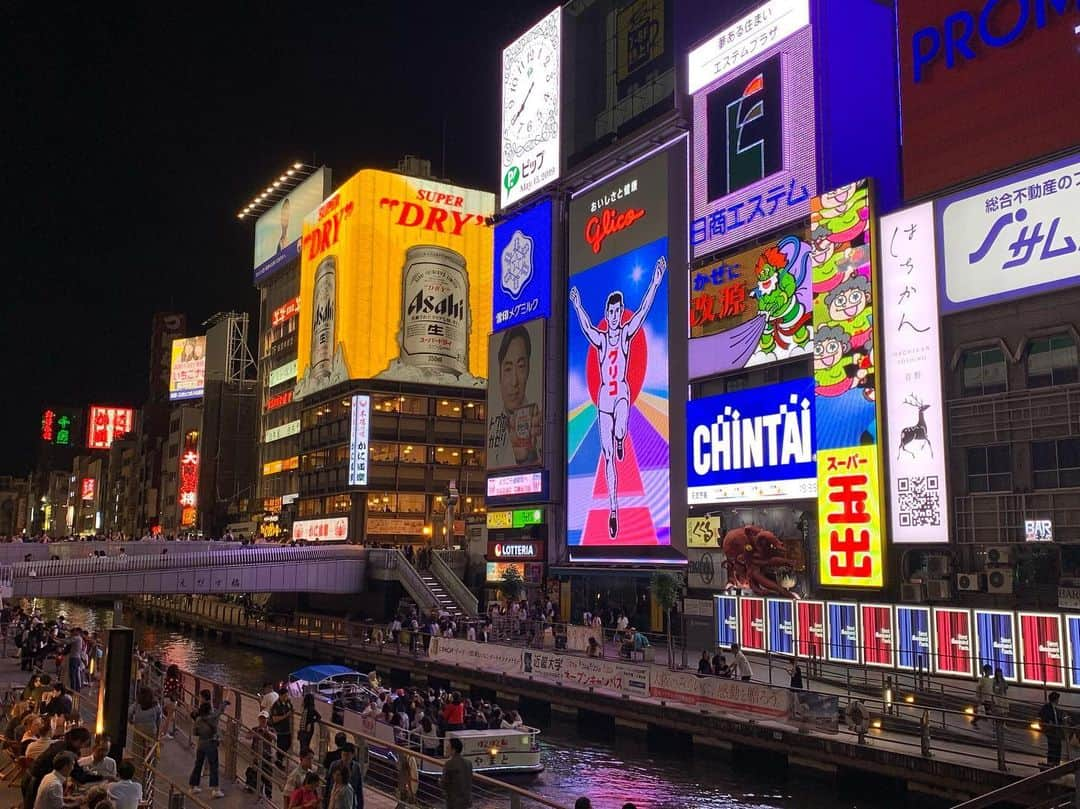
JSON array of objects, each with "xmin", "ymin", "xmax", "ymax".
[
  {"xmin": 271, "ymin": 297, "xmax": 300, "ymax": 328},
  {"xmin": 933, "ymin": 607, "xmax": 974, "ymax": 677},
  {"xmin": 487, "ymin": 541, "xmax": 544, "ymax": 561},
  {"xmin": 486, "ymin": 320, "xmax": 545, "ymax": 471},
  {"xmin": 500, "ymin": 7, "xmax": 561, "ymax": 209},
  {"xmin": 896, "ymin": 605, "xmax": 932, "ymax": 671},
  {"xmin": 687, "ymin": 378, "xmax": 816, "ymax": 505},
  {"xmin": 264, "ymin": 420, "xmax": 300, "ymax": 444},
  {"xmin": 348, "ymin": 395, "xmax": 370, "ymax": 487},
  {"xmin": 881, "ymin": 203, "xmax": 949, "ymax": 543},
  {"xmin": 178, "ymin": 429, "xmax": 200, "ymax": 529},
  {"xmin": 169, "ymin": 336, "xmax": 206, "ymax": 401},
  {"xmin": 689, "ymin": 19, "xmax": 815, "ymax": 258},
  {"xmin": 567, "ymin": 149, "xmax": 671, "ymax": 554},
  {"xmin": 87, "ymin": 406, "xmax": 134, "ymax": 450},
  {"xmin": 767, "ymin": 598, "xmax": 795, "ymax": 655},
  {"xmin": 487, "ymin": 471, "xmax": 547, "ymax": 501},
  {"xmin": 493, "ymin": 199, "xmax": 552, "ymax": 331},
  {"xmin": 937, "ymin": 152, "xmax": 1080, "ymax": 313},
  {"xmin": 1019, "ymin": 612, "xmax": 1065, "ymax": 687},
  {"xmin": 80, "ymin": 478, "xmax": 96, "ymax": 501},
  {"xmin": 254, "ymin": 168, "xmax": 330, "ymax": 283},
  {"xmin": 486, "ymin": 508, "xmax": 544, "ymax": 530},
  {"xmin": 293, "ymin": 517, "xmax": 349, "ymax": 542},
  {"xmin": 827, "ymin": 602, "xmax": 858, "ymax": 663},
  {"xmin": 686, "ymin": 514, "xmax": 723, "ymax": 548},
  {"xmin": 811, "ymin": 180, "xmax": 885, "ymax": 588},
  {"xmin": 974, "ymin": 610, "xmax": 1017, "ymax": 682}
]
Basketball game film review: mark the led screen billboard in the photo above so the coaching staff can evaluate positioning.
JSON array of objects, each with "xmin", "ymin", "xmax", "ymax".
[
  {"xmin": 936, "ymin": 152, "xmax": 1080, "ymax": 314},
  {"xmin": 881, "ymin": 203, "xmax": 949, "ymax": 543},
  {"xmin": 861, "ymin": 604, "xmax": 894, "ymax": 668},
  {"xmin": 898, "ymin": 0, "xmax": 1080, "ymax": 200},
  {"xmin": 493, "ymin": 198, "xmax": 553, "ymax": 331},
  {"xmin": 293, "ymin": 517, "xmax": 349, "ymax": 542},
  {"xmin": 974, "ymin": 610, "xmax": 1017, "ymax": 682},
  {"xmin": 689, "ymin": 228, "xmax": 813, "ymax": 378},
  {"xmin": 933, "ymin": 607, "xmax": 974, "ymax": 677},
  {"xmin": 796, "ymin": 600, "xmax": 824, "ymax": 659},
  {"xmin": 487, "ymin": 319, "xmax": 545, "ymax": 472},
  {"xmin": 87, "ymin": 406, "xmax": 134, "ymax": 450},
  {"xmin": 169, "ymin": 336, "xmax": 206, "ymax": 401},
  {"xmin": 689, "ymin": 18, "xmax": 815, "ymax": 258},
  {"xmin": 1019, "ymin": 612, "xmax": 1065, "ymax": 687},
  {"xmin": 715, "ymin": 594, "xmax": 738, "ymax": 647},
  {"xmin": 896, "ymin": 605, "xmax": 932, "ymax": 671},
  {"xmin": 811, "ymin": 180, "xmax": 885, "ymax": 589},
  {"xmin": 739, "ymin": 596, "xmax": 765, "ymax": 652},
  {"xmin": 827, "ymin": 602, "xmax": 858, "ymax": 663},
  {"xmin": 254, "ymin": 168, "xmax": 330, "ymax": 283},
  {"xmin": 687, "ymin": 378, "xmax": 815, "ymax": 505},
  {"xmin": 767, "ymin": 598, "xmax": 795, "ymax": 656},
  {"xmin": 294, "ymin": 170, "xmax": 494, "ymax": 399},
  {"xmin": 567, "ymin": 149, "xmax": 672, "ymax": 557}
]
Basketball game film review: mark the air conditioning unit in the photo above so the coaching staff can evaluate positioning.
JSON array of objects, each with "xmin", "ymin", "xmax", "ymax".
[
  {"xmin": 987, "ymin": 569, "xmax": 1014, "ymax": 594},
  {"xmin": 927, "ymin": 555, "xmax": 952, "ymax": 578},
  {"xmin": 985, "ymin": 546, "xmax": 1013, "ymax": 566},
  {"xmin": 900, "ymin": 582, "xmax": 925, "ymax": 603},
  {"xmin": 957, "ymin": 573, "xmax": 985, "ymax": 592},
  {"xmin": 926, "ymin": 580, "xmax": 952, "ymax": 601}
]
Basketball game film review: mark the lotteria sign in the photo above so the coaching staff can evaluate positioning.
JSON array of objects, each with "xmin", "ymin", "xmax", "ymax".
[
  {"xmin": 687, "ymin": 378, "xmax": 816, "ymax": 504},
  {"xmin": 487, "ymin": 541, "xmax": 545, "ymax": 561}
]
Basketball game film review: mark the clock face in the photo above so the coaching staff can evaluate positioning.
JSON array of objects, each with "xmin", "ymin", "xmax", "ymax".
[{"xmin": 503, "ymin": 34, "xmax": 558, "ymax": 157}]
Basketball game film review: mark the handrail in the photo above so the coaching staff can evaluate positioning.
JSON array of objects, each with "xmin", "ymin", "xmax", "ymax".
[
  {"xmin": 370, "ymin": 548, "xmax": 439, "ymax": 613},
  {"xmin": 951, "ymin": 758, "xmax": 1079, "ymax": 808},
  {"xmin": 431, "ymin": 548, "xmax": 479, "ymax": 617}
]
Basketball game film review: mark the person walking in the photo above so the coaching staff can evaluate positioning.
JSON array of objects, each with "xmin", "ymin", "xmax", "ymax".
[
  {"xmin": 297, "ymin": 693, "xmax": 321, "ymax": 754},
  {"xmin": 270, "ymin": 686, "xmax": 294, "ymax": 769},
  {"xmin": 441, "ymin": 737, "xmax": 472, "ymax": 809},
  {"xmin": 326, "ymin": 743, "xmax": 363, "ymax": 809},
  {"xmin": 189, "ymin": 700, "xmax": 227, "ymax": 798},
  {"xmin": 731, "ymin": 643, "xmax": 753, "ymax": 682},
  {"xmin": 1039, "ymin": 691, "xmax": 1066, "ymax": 767},
  {"xmin": 249, "ymin": 712, "xmax": 276, "ymax": 799},
  {"xmin": 973, "ymin": 664, "xmax": 993, "ymax": 729},
  {"xmin": 285, "ymin": 749, "xmax": 317, "ymax": 809},
  {"xmin": 327, "ymin": 766, "xmax": 355, "ymax": 809}
]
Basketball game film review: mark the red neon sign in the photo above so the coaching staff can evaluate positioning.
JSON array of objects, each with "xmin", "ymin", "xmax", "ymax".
[
  {"xmin": 42, "ymin": 409, "xmax": 55, "ymax": 442},
  {"xmin": 87, "ymin": 406, "xmax": 134, "ymax": 449},
  {"xmin": 271, "ymin": 297, "xmax": 300, "ymax": 328},
  {"xmin": 179, "ymin": 430, "xmax": 200, "ymax": 528},
  {"xmin": 80, "ymin": 478, "xmax": 96, "ymax": 501},
  {"xmin": 265, "ymin": 390, "xmax": 293, "ymax": 412},
  {"xmin": 583, "ymin": 207, "xmax": 646, "ymax": 254}
]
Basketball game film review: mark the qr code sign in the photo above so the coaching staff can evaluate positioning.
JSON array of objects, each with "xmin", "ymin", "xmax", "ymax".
[{"xmin": 897, "ymin": 476, "xmax": 941, "ymax": 527}]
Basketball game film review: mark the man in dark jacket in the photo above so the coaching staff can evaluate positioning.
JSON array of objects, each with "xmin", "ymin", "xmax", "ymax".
[
  {"xmin": 441, "ymin": 737, "xmax": 472, "ymax": 809},
  {"xmin": 1039, "ymin": 691, "xmax": 1067, "ymax": 766},
  {"xmin": 23, "ymin": 727, "xmax": 100, "ymax": 809},
  {"xmin": 325, "ymin": 743, "xmax": 363, "ymax": 809}
]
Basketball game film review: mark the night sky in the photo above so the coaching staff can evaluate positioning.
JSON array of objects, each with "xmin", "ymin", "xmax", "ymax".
[{"xmin": 5, "ymin": 1, "xmax": 554, "ymax": 473}]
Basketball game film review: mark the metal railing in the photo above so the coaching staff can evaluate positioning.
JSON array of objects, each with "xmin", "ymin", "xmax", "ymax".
[
  {"xmin": 431, "ymin": 549, "xmax": 479, "ymax": 617},
  {"xmin": 367, "ymin": 548, "xmax": 440, "ymax": 613}
]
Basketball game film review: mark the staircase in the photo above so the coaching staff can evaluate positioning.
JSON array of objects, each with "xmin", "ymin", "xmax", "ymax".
[{"xmin": 419, "ymin": 572, "xmax": 467, "ymax": 621}]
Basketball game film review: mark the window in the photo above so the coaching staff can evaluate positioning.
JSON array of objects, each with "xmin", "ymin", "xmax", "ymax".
[
  {"xmin": 966, "ymin": 446, "xmax": 1012, "ymax": 492},
  {"xmin": 462, "ymin": 448, "xmax": 484, "ymax": 468},
  {"xmin": 368, "ymin": 493, "xmax": 396, "ymax": 513},
  {"xmin": 1027, "ymin": 334, "xmax": 1078, "ymax": 388},
  {"xmin": 437, "ymin": 399, "xmax": 464, "ymax": 418},
  {"xmin": 961, "ymin": 347, "xmax": 1007, "ymax": 396},
  {"xmin": 399, "ymin": 444, "xmax": 425, "ymax": 464},
  {"xmin": 400, "ymin": 396, "xmax": 427, "ymax": 416},
  {"xmin": 370, "ymin": 443, "xmax": 399, "ymax": 463},
  {"xmin": 434, "ymin": 447, "xmax": 461, "ymax": 466},
  {"xmin": 298, "ymin": 498, "xmax": 323, "ymax": 518},
  {"xmin": 462, "ymin": 495, "xmax": 485, "ymax": 515},
  {"xmin": 463, "ymin": 401, "xmax": 484, "ymax": 421},
  {"xmin": 397, "ymin": 493, "xmax": 426, "ymax": 514},
  {"xmin": 324, "ymin": 494, "xmax": 352, "ymax": 514},
  {"xmin": 1032, "ymin": 439, "xmax": 1080, "ymax": 489}
]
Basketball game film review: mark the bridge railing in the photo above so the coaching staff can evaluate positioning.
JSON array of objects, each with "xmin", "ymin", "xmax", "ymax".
[
  {"xmin": 431, "ymin": 547, "xmax": 479, "ymax": 617},
  {"xmin": 367, "ymin": 547, "xmax": 440, "ymax": 613}
]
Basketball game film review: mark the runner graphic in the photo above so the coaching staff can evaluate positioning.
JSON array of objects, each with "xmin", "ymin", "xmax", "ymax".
[{"xmin": 570, "ymin": 254, "xmax": 666, "ymax": 538}]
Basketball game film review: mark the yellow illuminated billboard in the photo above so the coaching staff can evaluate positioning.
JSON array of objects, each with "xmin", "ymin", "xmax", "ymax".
[{"xmin": 295, "ymin": 170, "xmax": 494, "ymax": 398}]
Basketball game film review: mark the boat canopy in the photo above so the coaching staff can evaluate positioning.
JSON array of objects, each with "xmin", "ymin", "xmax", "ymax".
[{"xmin": 289, "ymin": 665, "xmax": 360, "ymax": 682}]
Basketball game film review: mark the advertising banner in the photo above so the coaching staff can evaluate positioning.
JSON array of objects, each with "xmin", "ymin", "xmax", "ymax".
[
  {"xmin": 650, "ymin": 669, "xmax": 791, "ymax": 720},
  {"xmin": 881, "ymin": 203, "xmax": 949, "ymax": 542},
  {"xmin": 521, "ymin": 650, "xmax": 650, "ymax": 699},
  {"xmin": 767, "ymin": 598, "xmax": 795, "ymax": 656},
  {"xmin": 500, "ymin": 7, "xmax": 561, "ymax": 209},
  {"xmin": 493, "ymin": 198, "xmax": 552, "ymax": 331},
  {"xmin": 292, "ymin": 517, "xmax": 349, "ymax": 542},
  {"xmin": 294, "ymin": 170, "xmax": 493, "ymax": 399},
  {"xmin": 430, "ymin": 637, "xmax": 523, "ymax": 674},
  {"xmin": 898, "ymin": 1, "xmax": 1080, "ymax": 200},
  {"xmin": 974, "ymin": 610, "xmax": 1017, "ymax": 682},
  {"xmin": 739, "ymin": 596, "xmax": 766, "ymax": 652},
  {"xmin": 486, "ymin": 508, "xmax": 544, "ymax": 530},
  {"xmin": 861, "ymin": 604, "xmax": 894, "ymax": 668},
  {"xmin": 827, "ymin": 602, "xmax": 859, "ymax": 663},
  {"xmin": 933, "ymin": 607, "xmax": 974, "ymax": 676},
  {"xmin": 811, "ymin": 180, "xmax": 884, "ymax": 588},
  {"xmin": 937, "ymin": 152, "xmax": 1080, "ymax": 313},
  {"xmin": 791, "ymin": 691, "xmax": 840, "ymax": 733},
  {"xmin": 565, "ymin": 625, "xmax": 603, "ymax": 653},
  {"xmin": 348, "ymin": 394, "xmax": 370, "ymax": 487},
  {"xmin": 254, "ymin": 168, "xmax": 330, "ymax": 283},
  {"xmin": 486, "ymin": 561, "xmax": 543, "ymax": 584},
  {"xmin": 689, "ymin": 229, "xmax": 814, "ymax": 378},
  {"xmin": 567, "ymin": 149, "xmax": 672, "ymax": 555},
  {"xmin": 366, "ymin": 517, "xmax": 425, "ymax": 536},
  {"xmin": 178, "ymin": 429, "xmax": 199, "ymax": 529},
  {"xmin": 271, "ymin": 297, "xmax": 300, "ymax": 328},
  {"xmin": 169, "ymin": 336, "xmax": 206, "ymax": 401},
  {"xmin": 80, "ymin": 478, "xmax": 95, "ymax": 501},
  {"xmin": 689, "ymin": 19, "xmax": 815, "ymax": 258},
  {"xmin": 486, "ymin": 471, "xmax": 547, "ymax": 502},
  {"xmin": 715, "ymin": 594, "xmax": 738, "ymax": 647},
  {"xmin": 264, "ymin": 420, "xmax": 300, "ymax": 443},
  {"xmin": 1067, "ymin": 615, "xmax": 1080, "ymax": 689},
  {"xmin": 686, "ymin": 514, "xmax": 723, "ymax": 548},
  {"xmin": 487, "ymin": 319, "xmax": 545, "ymax": 471},
  {"xmin": 796, "ymin": 600, "xmax": 825, "ymax": 659},
  {"xmin": 1019, "ymin": 612, "xmax": 1065, "ymax": 687},
  {"xmin": 87, "ymin": 406, "xmax": 134, "ymax": 450},
  {"xmin": 896, "ymin": 605, "xmax": 932, "ymax": 671},
  {"xmin": 687, "ymin": 378, "xmax": 816, "ymax": 504}
]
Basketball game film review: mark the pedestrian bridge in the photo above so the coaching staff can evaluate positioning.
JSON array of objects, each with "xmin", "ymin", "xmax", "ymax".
[{"xmin": 0, "ymin": 545, "xmax": 367, "ymax": 598}]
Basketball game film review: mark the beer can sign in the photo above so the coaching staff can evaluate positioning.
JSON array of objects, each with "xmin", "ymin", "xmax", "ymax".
[
  {"xmin": 400, "ymin": 245, "xmax": 470, "ymax": 376},
  {"xmin": 311, "ymin": 256, "xmax": 337, "ymax": 385}
]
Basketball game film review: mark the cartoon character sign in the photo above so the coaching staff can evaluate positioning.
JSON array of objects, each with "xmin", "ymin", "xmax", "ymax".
[{"xmin": 567, "ymin": 236, "xmax": 670, "ymax": 547}]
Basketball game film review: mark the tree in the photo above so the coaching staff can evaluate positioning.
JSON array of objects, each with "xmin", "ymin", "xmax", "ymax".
[
  {"xmin": 651, "ymin": 570, "xmax": 681, "ymax": 669},
  {"xmin": 498, "ymin": 566, "xmax": 525, "ymax": 604}
]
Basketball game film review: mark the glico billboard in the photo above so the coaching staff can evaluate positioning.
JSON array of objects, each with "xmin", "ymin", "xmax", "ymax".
[
  {"xmin": 294, "ymin": 170, "xmax": 494, "ymax": 399},
  {"xmin": 899, "ymin": 0, "xmax": 1080, "ymax": 199}
]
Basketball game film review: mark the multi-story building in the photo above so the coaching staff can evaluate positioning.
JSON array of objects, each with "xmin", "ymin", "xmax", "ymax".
[{"xmin": 104, "ymin": 435, "xmax": 141, "ymax": 538}]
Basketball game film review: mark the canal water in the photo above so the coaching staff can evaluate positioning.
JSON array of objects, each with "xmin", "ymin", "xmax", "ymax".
[{"xmin": 35, "ymin": 600, "xmax": 940, "ymax": 809}]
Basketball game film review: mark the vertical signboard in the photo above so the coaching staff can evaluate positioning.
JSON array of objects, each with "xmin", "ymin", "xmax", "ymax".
[
  {"xmin": 715, "ymin": 594, "xmax": 738, "ymax": 647},
  {"xmin": 933, "ymin": 607, "xmax": 973, "ymax": 677},
  {"xmin": 767, "ymin": 598, "xmax": 795, "ymax": 656},
  {"xmin": 974, "ymin": 610, "xmax": 1018, "ymax": 682},
  {"xmin": 567, "ymin": 149, "xmax": 672, "ymax": 558},
  {"xmin": 178, "ymin": 429, "xmax": 200, "ymax": 529},
  {"xmin": 827, "ymin": 602, "xmax": 859, "ymax": 663},
  {"xmin": 861, "ymin": 604, "xmax": 894, "ymax": 668},
  {"xmin": 1019, "ymin": 612, "xmax": 1065, "ymax": 688},
  {"xmin": 812, "ymin": 180, "xmax": 884, "ymax": 588},
  {"xmin": 739, "ymin": 596, "xmax": 766, "ymax": 652},
  {"xmin": 688, "ymin": 4, "xmax": 816, "ymax": 258},
  {"xmin": 87, "ymin": 406, "xmax": 135, "ymax": 450},
  {"xmin": 500, "ymin": 7, "xmax": 561, "ymax": 209},
  {"xmin": 796, "ymin": 600, "xmax": 825, "ymax": 659},
  {"xmin": 896, "ymin": 605, "xmax": 932, "ymax": 671},
  {"xmin": 881, "ymin": 202, "xmax": 949, "ymax": 542},
  {"xmin": 493, "ymin": 198, "xmax": 553, "ymax": 331},
  {"xmin": 487, "ymin": 320, "xmax": 545, "ymax": 471},
  {"xmin": 348, "ymin": 395, "xmax": 370, "ymax": 487}
]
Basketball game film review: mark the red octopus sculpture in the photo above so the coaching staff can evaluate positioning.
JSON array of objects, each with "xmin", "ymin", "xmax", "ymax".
[{"xmin": 721, "ymin": 524, "xmax": 799, "ymax": 598}]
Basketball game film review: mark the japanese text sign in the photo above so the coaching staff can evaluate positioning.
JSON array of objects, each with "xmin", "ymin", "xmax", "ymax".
[
  {"xmin": 80, "ymin": 478, "xmax": 95, "ymax": 501},
  {"xmin": 292, "ymin": 517, "xmax": 349, "ymax": 542},
  {"xmin": 87, "ymin": 406, "xmax": 134, "ymax": 450},
  {"xmin": 41, "ymin": 408, "xmax": 78, "ymax": 447},
  {"xmin": 937, "ymin": 152, "xmax": 1080, "ymax": 312},
  {"xmin": 178, "ymin": 429, "xmax": 199, "ymax": 528},
  {"xmin": 881, "ymin": 203, "xmax": 949, "ymax": 542},
  {"xmin": 493, "ymin": 199, "xmax": 552, "ymax": 332},
  {"xmin": 348, "ymin": 395, "xmax": 371, "ymax": 487}
]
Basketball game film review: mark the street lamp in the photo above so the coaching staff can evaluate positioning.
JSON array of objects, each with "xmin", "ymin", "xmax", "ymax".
[{"xmin": 445, "ymin": 480, "xmax": 459, "ymax": 551}]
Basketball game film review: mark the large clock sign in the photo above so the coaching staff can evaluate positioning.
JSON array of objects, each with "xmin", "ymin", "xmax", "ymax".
[{"xmin": 501, "ymin": 7, "xmax": 561, "ymax": 209}]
